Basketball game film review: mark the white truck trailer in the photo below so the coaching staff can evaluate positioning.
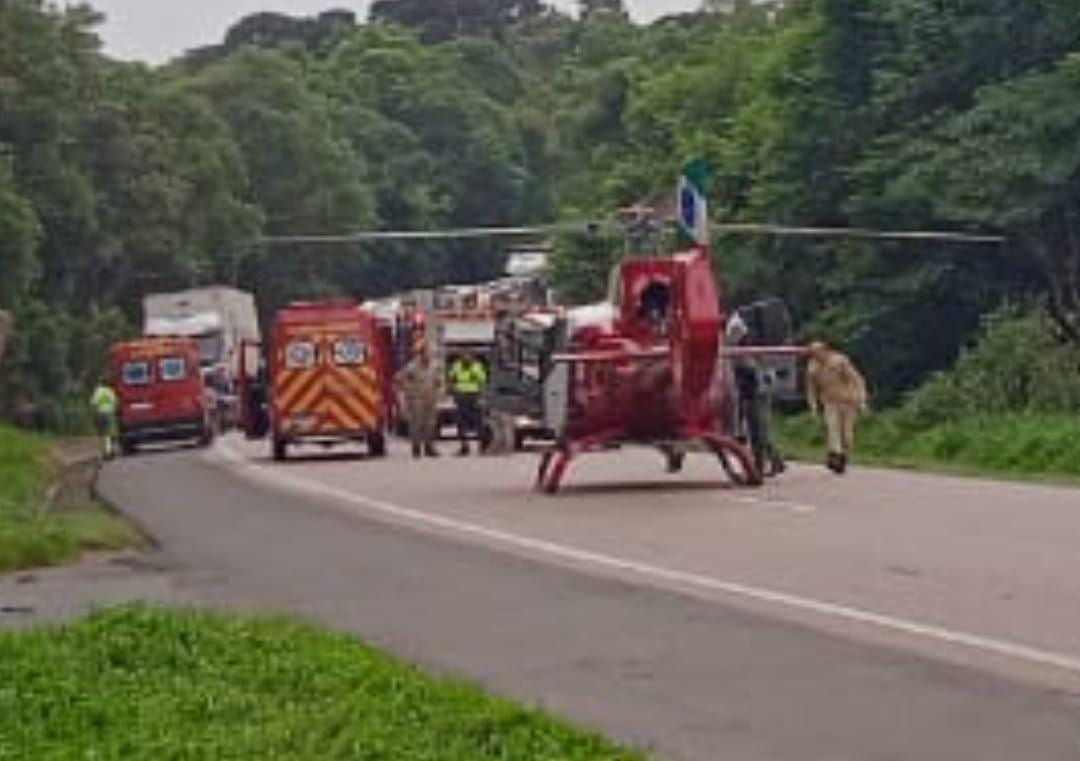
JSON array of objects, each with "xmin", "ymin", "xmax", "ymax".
[{"xmin": 142, "ymin": 286, "xmax": 261, "ymax": 429}]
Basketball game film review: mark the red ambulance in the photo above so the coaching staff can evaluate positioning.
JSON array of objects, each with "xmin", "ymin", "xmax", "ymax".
[
  {"xmin": 109, "ymin": 337, "xmax": 213, "ymax": 454},
  {"xmin": 267, "ymin": 300, "xmax": 390, "ymax": 461}
]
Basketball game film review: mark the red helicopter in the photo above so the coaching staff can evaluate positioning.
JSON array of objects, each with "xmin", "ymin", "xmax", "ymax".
[
  {"xmin": 522, "ymin": 226, "xmax": 799, "ymax": 494},
  {"xmin": 476, "ymin": 165, "xmax": 807, "ymax": 494}
]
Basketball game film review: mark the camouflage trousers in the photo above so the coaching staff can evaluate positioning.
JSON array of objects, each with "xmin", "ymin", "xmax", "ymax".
[
  {"xmin": 404, "ymin": 399, "xmax": 438, "ymax": 449},
  {"xmin": 824, "ymin": 402, "xmax": 859, "ymax": 455}
]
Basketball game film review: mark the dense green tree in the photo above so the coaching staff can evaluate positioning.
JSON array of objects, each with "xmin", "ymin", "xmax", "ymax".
[
  {"xmin": 0, "ymin": 153, "xmax": 41, "ymax": 309},
  {"xmin": 369, "ymin": 0, "xmax": 548, "ymax": 43},
  {"xmin": 861, "ymin": 54, "xmax": 1080, "ymax": 341},
  {"xmin": 184, "ymin": 9, "xmax": 356, "ymax": 63},
  {"xmin": 223, "ymin": 10, "xmax": 356, "ymax": 52},
  {"xmin": 579, "ymin": 0, "xmax": 626, "ymax": 20},
  {"xmin": 6, "ymin": 0, "xmax": 1080, "ymax": 426}
]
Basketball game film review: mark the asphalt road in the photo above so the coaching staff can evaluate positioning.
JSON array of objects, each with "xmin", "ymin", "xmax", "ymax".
[{"xmin": 95, "ymin": 436, "xmax": 1080, "ymax": 761}]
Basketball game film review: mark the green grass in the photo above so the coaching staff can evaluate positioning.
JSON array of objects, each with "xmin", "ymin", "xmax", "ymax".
[
  {"xmin": 775, "ymin": 412, "xmax": 1080, "ymax": 483},
  {"xmin": 0, "ymin": 425, "xmax": 139, "ymax": 573},
  {"xmin": 0, "ymin": 606, "xmax": 649, "ymax": 761}
]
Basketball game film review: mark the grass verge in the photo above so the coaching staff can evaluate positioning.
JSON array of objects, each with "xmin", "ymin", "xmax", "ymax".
[
  {"xmin": 0, "ymin": 606, "xmax": 648, "ymax": 760},
  {"xmin": 0, "ymin": 425, "xmax": 139, "ymax": 574},
  {"xmin": 774, "ymin": 413, "xmax": 1080, "ymax": 484}
]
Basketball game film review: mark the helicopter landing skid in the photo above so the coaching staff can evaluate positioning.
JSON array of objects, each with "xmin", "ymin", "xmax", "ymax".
[
  {"xmin": 702, "ymin": 434, "xmax": 763, "ymax": 488},
  {"xmin": 534, "ymin": 433, "xmax": 763, "ymax": 495}
]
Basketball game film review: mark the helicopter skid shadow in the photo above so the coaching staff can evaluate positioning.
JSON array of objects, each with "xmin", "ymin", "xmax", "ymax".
[{"xmin": 534, "ymin": 479, "xmax": 738, "ymax": 498}]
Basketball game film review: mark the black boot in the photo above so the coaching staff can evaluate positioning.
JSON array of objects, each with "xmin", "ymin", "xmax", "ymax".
[
  {"xmin": 836, "ymin": 453, "xmax": 848, "ymax": 474},
  {"xmin": 826, "ymin": 451, "xmax": 843, "ymax": 474},
  {"xmin": 425, "ymin": 444, "xmax": 440, "ymax": 458},
  {"xmin": 412, "ymin": 443, "xmax": 421, "ymax": 459}
]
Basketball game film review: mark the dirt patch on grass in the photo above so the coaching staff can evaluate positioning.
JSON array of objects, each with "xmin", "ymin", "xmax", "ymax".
[{"xmin": 0, "ymin": 550, "xmax": 188, "ymax": 630}]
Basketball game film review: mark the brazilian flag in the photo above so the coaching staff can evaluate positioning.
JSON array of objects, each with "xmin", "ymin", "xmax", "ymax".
[{"xmin": 676, "ymin": 158, "xmax": 713, "ymax": 248}]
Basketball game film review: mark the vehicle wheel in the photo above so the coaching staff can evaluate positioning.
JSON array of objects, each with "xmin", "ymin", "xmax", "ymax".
[
  {"xmin": 513, "ymin": 430, "xmax": 526, "ymax": 452},
  {"xmin": 368, "ymin": 430, "xmax": 387, "ymax": 458},
  {"xmin": 272, "ymin": 436, "xmax": 287, "ymax": 462}
]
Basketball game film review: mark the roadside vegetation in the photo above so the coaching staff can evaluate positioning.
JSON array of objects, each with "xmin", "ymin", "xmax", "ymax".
[
  {"xmin": 0, "ymin": 425, "xmax": 138, "ymax": 573},
  {"xmin": 777, "ymin": 414, "xmax": 1080, "ymax": 482},
  {"xmin": 0, "ymin": 606, "xmax": 647, "ymax": 761},
  {"xmin": 776, "ymin": 307, "xmax": 1080, "ymax": 481}
]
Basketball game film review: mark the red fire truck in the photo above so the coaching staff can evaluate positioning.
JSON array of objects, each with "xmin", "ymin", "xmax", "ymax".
[
  {"xmin": 109, "ymin": 336, "xmax": 213, "ymax": 454},
  {"xmin": 264, "ymin": 300, "xmax": 390, "ymax": 461}
]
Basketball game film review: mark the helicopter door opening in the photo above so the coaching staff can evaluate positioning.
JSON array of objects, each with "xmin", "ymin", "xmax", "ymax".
[{"xmin": 637, "ymin": 279, "xmax": 672, "ymax": 336}]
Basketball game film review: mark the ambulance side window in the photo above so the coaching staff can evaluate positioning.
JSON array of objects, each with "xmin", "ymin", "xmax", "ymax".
[
  {"xmin": 122, "ymin": 361, "xmax": 150, "ymax": 386},
  {"xmin": 333, "ymin": 337, "xmax": 367, "ymax": 366},
  {"xmin": 159, "ymin": 357, "xmax": 187, "ymax": 382},
  {"xmin": 285, "ymin": 340, "xmax": 317, "ymax": 370}
]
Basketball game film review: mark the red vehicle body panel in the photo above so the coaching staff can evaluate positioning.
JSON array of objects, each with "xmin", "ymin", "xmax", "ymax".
[
  {"xmin": 559, "ymin": 250, "xmax": 730, "ymax": 442},
  {"xmin": 109, "ymin": 337, "xmax": 209, "ymax": 446}
]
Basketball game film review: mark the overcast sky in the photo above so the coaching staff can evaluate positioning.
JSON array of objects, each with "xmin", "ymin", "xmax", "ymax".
[{"xmin": 84, "ymin": 1, "xmax": 699, "ymax": 63}]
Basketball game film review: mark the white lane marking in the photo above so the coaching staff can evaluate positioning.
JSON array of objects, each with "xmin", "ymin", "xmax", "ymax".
[
  {"xmin": 733, "ymin": 494, "xmax": 818, "ymax": 514},
  {"xmin": 213, "ymin": 440, "xmax": 1080, "ymax": 677}
]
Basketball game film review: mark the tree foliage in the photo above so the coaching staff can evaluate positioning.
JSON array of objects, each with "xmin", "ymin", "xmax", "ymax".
[{"xmin": 3, "ymin": 0, "xmax": 1080, "ymax": 424}]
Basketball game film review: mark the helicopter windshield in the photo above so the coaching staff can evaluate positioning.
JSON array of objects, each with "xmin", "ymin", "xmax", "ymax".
[{"xmin": 637, "ymin": 280, "xmax": 671, "ymax": 323}]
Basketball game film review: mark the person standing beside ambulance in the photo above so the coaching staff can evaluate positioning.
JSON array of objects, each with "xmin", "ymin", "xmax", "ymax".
[
  {"xmin": 90, "ymin": 377, "xmax": 119, "ymax": 460},
  {"xmin": 805, "ymin": 340, "xmax": 868, "ymax": 474},
  {"xmin": 395, "ymin": 345, "xmax": 442, "ymax": 459},
  {"xmin": 448, "ymin": 350, "xmax": 487, "ymax": 456}
]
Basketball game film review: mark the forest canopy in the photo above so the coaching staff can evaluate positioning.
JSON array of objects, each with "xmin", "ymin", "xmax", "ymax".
[{"xmin": 2, "ymin": 0, "xmax": 1080, "ymax": 425}]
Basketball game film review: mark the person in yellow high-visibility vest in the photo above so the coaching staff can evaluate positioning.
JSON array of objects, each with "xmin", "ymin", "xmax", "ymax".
[
  {"xmin": 447, "ymin": 350, "xmax": 488, "ymax": 456},
  {"xmin": 90, "ymin": 378, "xmax": 119, "ymax": 460}
]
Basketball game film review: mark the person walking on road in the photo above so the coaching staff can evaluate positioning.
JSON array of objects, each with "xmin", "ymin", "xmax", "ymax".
[
  {"xmin": 805, "ymin": 340, "xmax": 868, "ymax": 475},
  {"xmin": 726, "ymin": 314, "xmax": 785, "ymax": 478},
  {"xmin": 448, "ymin": 350, "xmax": 488, "ymax": 456},
  {"xmin": 90, "ymin": 378, "xmax": 119, "ymax": 460},
  {"xmin": 395, "ymin": 346, "xmax": 442, "ymax": 459}
]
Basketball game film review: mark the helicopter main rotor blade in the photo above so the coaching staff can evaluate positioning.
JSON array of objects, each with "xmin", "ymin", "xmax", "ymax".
[
  {"xmin": 711, "ymin": 223, "xmax": 1006, "ymax": 244},
  {"xmin": 255, "ymin": 224, "xmax": 577, "ymax": 245},
  {"xmin": 254, "ymin": 221, "xmax": 1006, "ymax": 247}
]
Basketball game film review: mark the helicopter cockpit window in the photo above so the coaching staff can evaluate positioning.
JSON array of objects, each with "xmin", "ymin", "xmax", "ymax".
[{"xmin": 638, "ymin": 280, "xmax": 671, "ymax": 324}]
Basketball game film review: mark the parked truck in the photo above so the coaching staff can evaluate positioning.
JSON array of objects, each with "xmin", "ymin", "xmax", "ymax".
[
  {"xmin": 142, "ymin": 286, "xmax": 260, "ymax": 429},
  {"xmin": 385, "ymin": 278, "xmax": 554, "ymax": 445}
]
